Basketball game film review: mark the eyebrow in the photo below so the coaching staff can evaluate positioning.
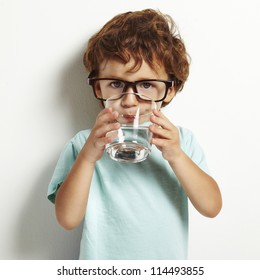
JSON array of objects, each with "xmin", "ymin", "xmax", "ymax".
[{"xmin": 98, "ymin": 76, "xmax": 161, "ymax": 81}]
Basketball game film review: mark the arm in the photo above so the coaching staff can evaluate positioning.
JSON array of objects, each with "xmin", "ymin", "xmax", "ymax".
[
  {"xmin": 150, "ymin": 109, "xmax": 222, "ymax": 218},
  {"xmin": 55, "ymin": 108, "xmax": 119, "ymax": 229}
]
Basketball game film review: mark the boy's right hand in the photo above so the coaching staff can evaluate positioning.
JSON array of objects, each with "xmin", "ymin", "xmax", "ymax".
[{"xmin": 80, "ymin": 108, "xmax": 120, "ymax": 164}]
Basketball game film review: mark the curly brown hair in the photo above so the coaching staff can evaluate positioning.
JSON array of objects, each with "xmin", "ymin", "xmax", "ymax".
[{"xmin": 83, "ymin": 9, "xmax": 190, "ymax": 106}]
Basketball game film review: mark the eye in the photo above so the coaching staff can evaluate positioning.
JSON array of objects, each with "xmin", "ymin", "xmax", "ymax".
[
  {"xmin": 139, "ymin": 82, "xmax": 153, "ymax": 89},
  {"xmin": 110, "ymin": 80, "xmax": 124, "ymax": 89}
]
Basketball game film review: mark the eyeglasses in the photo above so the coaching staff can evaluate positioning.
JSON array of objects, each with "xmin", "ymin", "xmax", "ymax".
[{"xmin": 88, "ymin": 75, "xmax": 174, "ymax": 102}]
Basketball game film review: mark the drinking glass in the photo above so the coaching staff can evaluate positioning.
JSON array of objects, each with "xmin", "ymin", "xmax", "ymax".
[{"xmin": 105, "ymin": 94, "xmax": 156, "ymax": 163}]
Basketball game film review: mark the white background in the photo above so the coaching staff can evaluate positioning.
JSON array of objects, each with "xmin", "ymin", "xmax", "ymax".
[{"xmin": 0, "ymin": 0, "xmax": 259, "ymax": 260}]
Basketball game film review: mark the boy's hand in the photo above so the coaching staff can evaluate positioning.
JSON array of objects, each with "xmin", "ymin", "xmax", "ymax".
[
  {"xmin": 81, "ymin": 108, "xmax": 120, "ymax": 164},
  {"xmin": 150, "ymin": 109, "xmax": 182, "ymax": 162}
]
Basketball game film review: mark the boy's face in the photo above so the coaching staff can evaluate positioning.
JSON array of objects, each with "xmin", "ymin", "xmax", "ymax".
[{"xmin": 98, "ymin": 58, "xmax": 175, "ymax": 113}]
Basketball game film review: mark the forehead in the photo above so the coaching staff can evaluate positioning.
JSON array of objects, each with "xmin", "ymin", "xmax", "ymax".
[{"xmin": 99, "ymin": 58, "xmax": 168, "ymax": 79}]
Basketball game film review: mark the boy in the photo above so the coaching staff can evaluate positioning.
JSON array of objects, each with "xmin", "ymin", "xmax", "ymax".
[{"xmin": 48, "ymin": 9, "xmax": 222, "ymax": 259}]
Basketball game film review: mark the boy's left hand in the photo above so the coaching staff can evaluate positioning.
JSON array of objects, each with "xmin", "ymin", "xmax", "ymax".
[{"xmin": 149, "ymin": 109, "xmax": 182, "ymax": 162}]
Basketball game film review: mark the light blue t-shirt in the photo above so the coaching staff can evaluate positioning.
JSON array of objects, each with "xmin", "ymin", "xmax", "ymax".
[{"xmin": 47, "ymin": 126, "xmax": 209, "ymax": 259}]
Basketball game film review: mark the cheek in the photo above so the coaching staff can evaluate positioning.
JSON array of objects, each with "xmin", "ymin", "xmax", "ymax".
[
  {"xmin": 163, "ymin": 88, "xmax": 175, "ymax": 103},
  {"xmin": 106, "ymin": 101, "xmax": 122, "ymax": 112},
  {"xmin": 154, "ymin": 101, "xmax": 162, "ymax": 110}
]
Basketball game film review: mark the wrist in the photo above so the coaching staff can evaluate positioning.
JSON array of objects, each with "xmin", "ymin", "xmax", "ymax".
[
  {"xmin": 167, "ymin": 149, "xmax": 186, "ymax": 167},
  {"xmin": 78, "ymin": 144, "xmax": 99, "ymax": 166}
]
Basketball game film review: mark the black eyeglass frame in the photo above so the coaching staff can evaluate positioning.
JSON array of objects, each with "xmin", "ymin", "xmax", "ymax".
[{"xmin": 88, "ymin": 74, "xmax": 174, "ymax": 102}]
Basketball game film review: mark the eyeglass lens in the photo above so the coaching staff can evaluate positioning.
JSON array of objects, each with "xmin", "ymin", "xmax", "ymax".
[{"xmin": 94, "ymin": 80, "xmax": 167, "ymax": 101}]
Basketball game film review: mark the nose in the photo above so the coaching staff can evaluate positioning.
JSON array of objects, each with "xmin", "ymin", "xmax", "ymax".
[
  {"xmin": 121, "ymin": 93, "xmax": 139, "ymax": 107},
  {"xmin": 123, "ymin": 82, "xmax": 138, "ymax": 94}
]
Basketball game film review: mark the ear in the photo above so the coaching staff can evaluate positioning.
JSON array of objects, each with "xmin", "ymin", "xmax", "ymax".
[{"xmin": 164, "ymin": 86, "xmax": 176, "ymax": 103}]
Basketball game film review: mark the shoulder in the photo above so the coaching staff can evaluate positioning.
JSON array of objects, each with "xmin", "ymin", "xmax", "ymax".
[
  {"xmin": 177, "ymin": 126, "xmax": 204, "ymax": 156},
  {"xmin": 177, "ymin": 126, "xmax": 209, "ymax": 172},
  {"xmin": 71, "ymin": 129, "xmax": 91, "ymax": 143},
  {"xmin": 177, "ymin": 126, "xmax": 195, "ymax": 145},
  {"xmin": 64, "ymin": 129, "xmax": 92, "ymax": 154}
]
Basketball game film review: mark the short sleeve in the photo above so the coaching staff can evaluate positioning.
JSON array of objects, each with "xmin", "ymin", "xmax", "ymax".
[
  {"xmin": 47, "ymin": 141, "xmax": 77, "ymax": 204},
  {"xmin": 179, "ymin": 127, "xmax": 210, "ymax": 174}
]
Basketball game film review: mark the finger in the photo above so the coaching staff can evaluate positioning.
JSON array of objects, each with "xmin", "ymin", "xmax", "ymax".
[
  {"xmin": 96, "ymin": 107, "xmax": 112, "ymax": 119},
  {"xmin": 94, "ymin": 122, "xmax": 120, "ymax": 139},
  {"xmin": 96, "ymin": 108, "xmax": 119, "ymax": 125},
  {"xmin": 150, "ymin": 110, "xmax": 173, "ymax": 130},
  {"xmin": 152, "ymin": 109, "xmax": 170, "ymax": 122},
  {"xmin": 149, "ymin": 125, "xmax": 172, "ymax": 140},
  {"xmin": 151, "ymin": 137, "xmax": 169, "ymax": 148},
  {"xmin": 94, "ymin": 136, "xmax": 113, "ymax": 150}
]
